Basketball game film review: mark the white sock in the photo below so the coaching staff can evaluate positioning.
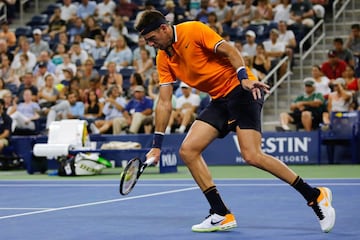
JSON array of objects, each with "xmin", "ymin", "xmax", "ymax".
[
  {"xmin": 178, "ymin": 125, "xmax": 186, "ymax": 133},
  {"xmin": 282, "ymin": 124, "xmax": 290, "ymax": 130},
  {"xmin": 165, "ymin": 126, "xmax": 171, "ymax": 134}
]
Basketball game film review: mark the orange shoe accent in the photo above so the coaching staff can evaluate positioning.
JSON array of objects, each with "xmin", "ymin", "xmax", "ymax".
[{"xmin": 221, "ymin": 214, "xmax": 235, "ymax": 225}]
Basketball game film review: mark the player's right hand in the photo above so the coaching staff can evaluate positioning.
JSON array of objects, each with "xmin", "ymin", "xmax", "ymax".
[{"xmin": 146, "ymin": 148, "xmax": 161, "ymax": 164}]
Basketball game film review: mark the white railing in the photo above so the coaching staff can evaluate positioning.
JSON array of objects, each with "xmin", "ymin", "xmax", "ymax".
[
  {"xmin": 20, "ymin": 0, "xmax": 39, "ymax": 26},
  {"xmin": 261, "ymin": 56, "xmax": 291, "ymax": 128},
  {"xmin": 299, "ymin": 19, "xmax": 325, "ymax": 81},
  {"xmin": 0, "ymin": 3, "xmax": 7, "ymax": 23},
  {"xmin": 332, "ymin": 0, "xmax": 353, "ymax": 35}
]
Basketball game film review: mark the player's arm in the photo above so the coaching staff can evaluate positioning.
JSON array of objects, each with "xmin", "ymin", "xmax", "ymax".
[
  {"xmin": 146, "ymin": 84, "xmax": 174, "ymax": 163},
  {"xmin": 216, "ymin": 40, "xmax": 270, "ymax": 98}
]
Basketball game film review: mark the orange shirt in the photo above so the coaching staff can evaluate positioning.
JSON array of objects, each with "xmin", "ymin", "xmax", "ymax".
[{"xmin": 156, "ymin": 21, "xmax": 257, "ymax": 99}]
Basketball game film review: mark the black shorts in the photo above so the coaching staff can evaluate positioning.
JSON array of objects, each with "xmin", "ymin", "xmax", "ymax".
[{"xmin": 197, "ymin": 85, "xmax": 264, "ymax": 138}]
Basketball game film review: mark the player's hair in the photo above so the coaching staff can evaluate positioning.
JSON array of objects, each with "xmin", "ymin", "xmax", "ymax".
[{"xmin": 135, "ymin": 10, "xmax": 167, "ymax": 35}]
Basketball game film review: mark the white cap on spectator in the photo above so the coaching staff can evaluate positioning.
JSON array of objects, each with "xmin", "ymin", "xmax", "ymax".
[
  {"xmin": 246, "ymin": 30, "xmax": 256, "ymax": 38},
  {"xmin": 334, "ymin": 78, "xmax": 345, "ymax": 86},
  {"xmin": 180, "ymin": 82, "xmax": 190, "ymax": 88},
  {"xmin": 33, "ymin": 28, "xmax": 42, "ymax": 35}
]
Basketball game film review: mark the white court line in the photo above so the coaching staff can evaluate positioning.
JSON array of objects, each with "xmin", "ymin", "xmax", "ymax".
[
  {"xmin": 0, "ymin": 208, "xmax": 52, "ymax": 210},
  {"xmin": 1, "ymin": 182, "xmax": 360, "ymax": 187},
  {"xmin": 0, "ymin": 186, "xmax": 198, "ymax": 220}
]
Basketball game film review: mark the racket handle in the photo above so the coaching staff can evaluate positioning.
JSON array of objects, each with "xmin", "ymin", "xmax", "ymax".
[{"xmin": 144, "ymin": 157, "xmax": 156, "ymax": 166}]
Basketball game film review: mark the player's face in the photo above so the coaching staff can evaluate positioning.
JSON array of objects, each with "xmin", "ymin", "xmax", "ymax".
[{"xmin": 143, "ymin": 25, "xmax": 171, "ymax": 50}]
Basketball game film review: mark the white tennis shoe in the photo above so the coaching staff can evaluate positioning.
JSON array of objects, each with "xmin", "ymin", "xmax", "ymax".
[
  {"xmin": 191, "ymin": 213, "xmax": 237, "ymax": 232},
  {"xmin": 309, "ymin": 187, "xmax": 336, "ymax": 233}
]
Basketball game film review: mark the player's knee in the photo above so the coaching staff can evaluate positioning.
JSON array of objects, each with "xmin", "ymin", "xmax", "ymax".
[
  {"xmin": 241, "ymin": 150, "xmax": 262, "ymax": 166},
  {"xmin": 179, "ymin": 143, "xmax": 197, "ymax": 164}
]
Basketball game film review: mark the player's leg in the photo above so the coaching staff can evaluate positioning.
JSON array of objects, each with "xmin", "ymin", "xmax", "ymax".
[
  {"xmin": 181, "ymin": 97, "xmax": 238, "ymax": 232},
  {"xmin": 236, "ymin": 128, "xmax": 335, "ymax": 232}
]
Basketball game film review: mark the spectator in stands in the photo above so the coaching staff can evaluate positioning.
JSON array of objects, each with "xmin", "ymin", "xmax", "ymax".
[
  {"xmin": 90, "ymin": 85, "xmax": 127, "ymax": 134},
  {"xmin": 77, "ymin": 0, "xmax": 97, "ymax": 20},
  {"xmin": 0, "ymin": 78, "xmax": 7, "ymax": 98},
  {"xmin": 273, "ymin": 0, "xmax": 291, "ymax": 23},
  {"xmin": 321, "ymin": 50, "xmax": 347, "ymax": 81},
  {"xmin": 213, "ymin": 0, "xmax": 232, "ymax": 26},
  {"xmin": 0, "ymin": 20, "xmax": 16, "ymax": 47},
  {"xmin": 17, "ymin": 73, "xmax": 38, "ymax": 103},
  {"xmin": 263, "ymin": 28, "xmax": 287, "ymax": 78},
  {"xmin": 37, "ymin": 74, "xmax": 59, "ymax": 116},
  {"xmin": 89, "ymin": 35, "xmax": 107, "ymax": 62},
  {"xmin": 95, "ymin": 0, "xmax": 116, "ymax": 24},
  {"xmin": 134, "ymin": 1, "xmax": 156, "ymax": 25},
  {"xmin": 43, "ymin": 6, "xmax": 67, "ymax": 40},
  {"xmin": 126, "ymin": 72, "xmax": 144, "ymax": 99},
  {"xmin": 46, "ymin": 90, "xmax": 84, "ymax": 129},
  {"xmin": 332, "ymin": 37, "xmax": 355, "ymax": 68},
  {"xmin": 322, "ymin": 77, "xmax": 352, "ymax": 127},
  {"xmin": 55, "ymin": 53, "xmax": 77, "ymax": 83},
  {"xmin": 56, "ymin": 32, "xmax": 71, "ymax": 52},
  {"xmin": 147, "ymin": 70, "xmax": 160, "ymax": 100},
  {"xmin": 342, "ymin": 65, "xmax": 359, "ymax": 93},
  {"xmin": 33, "ymin": 62, "xmax": 52, "ymax": 89},
  {"xmin": 252, "ymin": 43, "xmax": 271, "ymax": 81},
  {"xmin": 69, "ymin": 41, "xmax": 89, "ymax": 65},
  {"xmin": 52, "ymin": 44, "xmax": 66, "ymax": 66},
  {"xmin": 345, "ymin": 23, "xmax": 360, "ymax": 77},
  {"xmin": 242, "ymin": 52, "xmax": 259, "ymax": 80},
  {"xmin": 105, "ymin": 16, "xmax": 129, "ymax": 44},
  {"xmin": 123, "ymin": 85, "xmax": 153, "ymax": 134},
  {"xmin": 104, "ymin": 35, "xmax": 133, "ymax": 70},
  {"xmin": 76, "ymin": 58, "xmax": 99, "ymax": 91},
  {"xmin": 289, "ymin": 0, "xmax": 315, "ymax": 29},
  {"xmin": 165, "ymin": 82, "xmax": 200, "ymax": 134},
  {"xmin": 277, "ymin": 20, "xmax": 297, "ymax": 68},
  {"xmin": 82, "ymin": 15, "xmax": 105, "ymax": 40},
  {"xmin": 68, "ymin": 17, "xmax": 85, "ymax": 43},
  {"xmin": 11, "ymin": 40, "xmax": 36, "ymax": 72},
  {"xmin": 1, "ymin": 89, "xmax": 13, "ymax": 112},
  {"xmin": 250, "ymin": 8, "xmax": 270, "ymax": 26},
  {"xmin": 231, "ymin": 0, "xmax": 256, "ymax": 30},
  {"xmin": 195, "ymin": 0, "xmax": 211, "ymax": 24},
  {"xmin": 162, "ymin": 0, "xmax": 179, "ymax": 24},
  {"xmin": 278, "ymin": 78, "xmax": 324, "ymax": 131},
  {"xmin": 116, "ymin": 0, "xmax": 140, "ymax": 22},
  {"xmin": 242, "ymin": 30, "xmax": 257, "ymax": 57},
  {"xmin": 60, "ymin": 0, "xmax": 78, "ymax": 24},
  {"xmin": 100, "ymin": 61, "xmax": 123, "ymax": 93},
  {"xmin": 0, "ymin": 98, "xmax": 12, "ymax": 152},
  {"xmin": 0, "ymin": 39, "xmax": 13, "ymax": 64},
  {"xmin": 1, "ymin": 54, "xmax": 19, "ymax": 88},
  {"xmin": 9, "ymin": 54, "xmax": 31, "ymax": 87},
  {"xmin": 256, "ymin": 0, "xmax": 273, "ymax": 21},
  {"xmin": 132, "ymin": 35, "xmax": 156, "ymax": 63},
  {"xmin": 206, "ymin": 11, "xmax": 223, "ymax": 35},
  {"xmin": 234, "ymin": 39, "xmax": 243, "ymax": 54},
  {"xmin": 8, "ymin": 89, "xmax": 40, "ymax": 132},
  {"xmin": 310, "ymin": 65, "xmax": 331, "ymax": 98},
  {"xmin": 133, "ymin": 48, "xmax": 154, "ymax": 83},
  {"xmin": 82, "ymin": 89, "xmax": 104, "ymax": 129},
  {"xmin": 33, "ymin": 51, "xmax": 57, "ymax": 75}
]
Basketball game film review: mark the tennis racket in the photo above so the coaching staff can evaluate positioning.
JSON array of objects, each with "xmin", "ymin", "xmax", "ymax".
[{"xmin": 119, "ymin": 157, "xmax": 155, "ymax": 195}]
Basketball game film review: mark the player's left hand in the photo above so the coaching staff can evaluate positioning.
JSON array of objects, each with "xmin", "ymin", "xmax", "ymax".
[{"xmin": 241, "ymin": 79, "xmax": 270, "ymax": 100}]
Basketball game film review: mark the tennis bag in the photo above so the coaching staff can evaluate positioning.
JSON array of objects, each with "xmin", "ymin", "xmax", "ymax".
[{"xmin": 58, "ymin": 153, "xmax": 107, "ymax": 176}]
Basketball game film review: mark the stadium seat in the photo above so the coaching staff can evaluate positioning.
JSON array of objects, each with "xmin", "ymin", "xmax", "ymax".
[
  {"xmin": 26, "ymin": 14, "xmax": 49, "ymax": 28},
  {"xmin": 320, "ymin": 111, "xmax": 360, "ymax": 164},
  {"xmin": 14, "ymin": 26, "xmax": 32, "ymax": 38}
]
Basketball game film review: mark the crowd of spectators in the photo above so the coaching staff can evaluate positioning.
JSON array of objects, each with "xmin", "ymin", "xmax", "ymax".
[{"xmin": 0, "ymin": 0, "xmax": 356, "ymax": 140}]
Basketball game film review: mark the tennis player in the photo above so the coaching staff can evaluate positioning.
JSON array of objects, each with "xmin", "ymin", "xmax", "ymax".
[{"xmin": 136, "ymin": 10, "xmax": 335, "ymax": 233}]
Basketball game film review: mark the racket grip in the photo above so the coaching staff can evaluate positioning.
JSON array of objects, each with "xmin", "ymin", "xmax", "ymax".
[{"xmin": 145, "ymin": 157, "xmax": 156, "ymax": 166}]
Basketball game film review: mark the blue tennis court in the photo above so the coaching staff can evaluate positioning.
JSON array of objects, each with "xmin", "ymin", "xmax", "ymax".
[{"xmin": 1, "ymin": 178, "xmax": 359, "ymax": 240}]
